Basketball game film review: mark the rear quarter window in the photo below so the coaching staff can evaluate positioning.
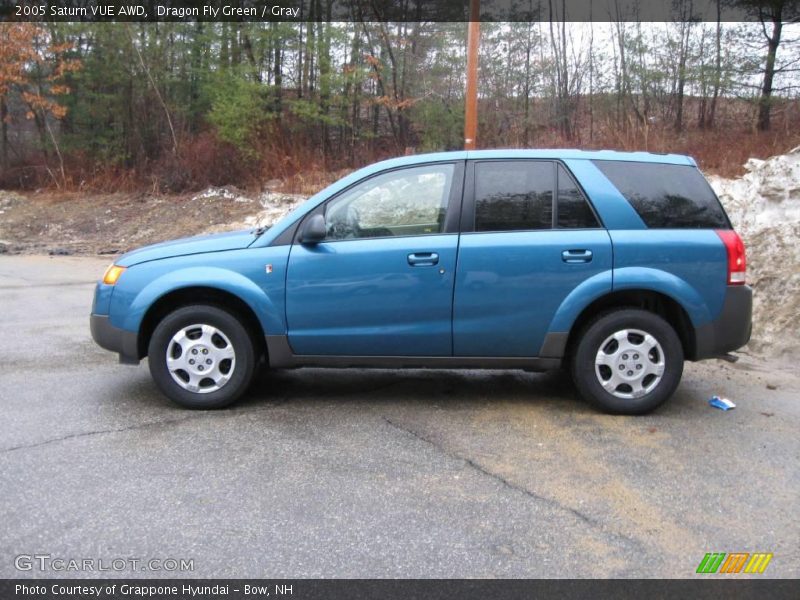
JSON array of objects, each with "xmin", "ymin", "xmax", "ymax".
[{"xmin": 592, "ymin": 160, "xmax": 730, "ymax": 229}]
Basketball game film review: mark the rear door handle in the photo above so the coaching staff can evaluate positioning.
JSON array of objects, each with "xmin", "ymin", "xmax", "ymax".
[
  {"xmin": 408, "ymin": 252, "xmax": 439, "ymax": 266},
  {"xmin": 562, "ymin": 249, "xmax": 593, "ymax": 264}
]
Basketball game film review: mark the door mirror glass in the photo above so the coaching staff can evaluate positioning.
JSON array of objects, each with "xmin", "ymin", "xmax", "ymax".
[{"xmin": 300, "ymin": 214, "xmax": 327, "ymax": 244}]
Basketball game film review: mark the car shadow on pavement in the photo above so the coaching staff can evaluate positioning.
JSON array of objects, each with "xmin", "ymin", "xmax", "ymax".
[
  {"xmin": 239, "ymin": 366, "xmax": 587, "ymax": 413},
  {"xmin": 106, "ymin": 360, "xmax": 704, "ymax": 419}
]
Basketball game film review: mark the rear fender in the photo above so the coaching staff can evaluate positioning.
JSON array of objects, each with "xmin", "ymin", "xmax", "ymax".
[
  {"xmin": 612, "ymin": 267, "xmax": 712, "ymax": 326},
  {"xmin": 546, "ymin": 270, "xmax": 614, "ymax": 333},
  {"xmin": 543, "ymin": 267, "xmax": 708, "ymax": 357}
]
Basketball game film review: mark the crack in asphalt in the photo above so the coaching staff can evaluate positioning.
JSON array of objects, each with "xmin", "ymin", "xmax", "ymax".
[
  {"xmin": 0, "ymin": 399, "xmax": 292, "ymax": 454},
  {"xmin": 381, "ymin": 416, "xmax": 642, "ymax": 549},
  {"xmin": 0, "ymin": 414, "xmax": 207, "ymax": 454}
]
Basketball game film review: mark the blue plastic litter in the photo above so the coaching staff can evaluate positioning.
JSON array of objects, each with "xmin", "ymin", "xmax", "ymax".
[{"xmin": 709, "ymin": 396, "xmax": 736, "ymax": 410}]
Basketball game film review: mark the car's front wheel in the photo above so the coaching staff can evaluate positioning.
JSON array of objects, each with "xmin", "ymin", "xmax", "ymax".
[
  {"xmin": 571, "ymin": 309, "xmax": 684, "ymax": 414},
  {"xmin": 148, "ymin": 305, "xmax": 257, "ymax": 409}
]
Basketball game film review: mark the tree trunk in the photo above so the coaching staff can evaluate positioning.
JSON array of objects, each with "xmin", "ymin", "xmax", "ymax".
[
  {"xmin": 523, "ymin": 21, "xmax": 532, "ymax": 147},
  {"xmin": 189, "ymin": 21, "xmax": 204, "ymax": 132},
  {"xmin": 297, "ymin": 0, "xmax": 305, "ymax": 97},
  {"xmin": 706, "ymin": 0, "xmax": 722, "ymax": 128},
  {"xmin": 758, "ymin": 11, "xmax": 782, "ymax": 132},
  {"xmin": 319, "ymin": 2, "xmax": 333, "ymax": 156},
  {"xmin": 0, "ymin": 97, "xmax": 8, "ymax": 172},
  {"xmin": 231, "ymin": 23, "xmax": 241, "ymax": 66},
  {"xmin": 588, "ymin": 8, "xmax": 594, "ymax": 142},
  {"xmin": 345, "ymin": 20, "xmax": 361, "ymax": 161},
  {"xmin": 674, "ymin": 17, "xmax": 692, "ymax": 134},
  {"xmin": 559, "ymin": 0, "xmax": 571, "ymax": 140},
  {"xmin": 220, "ymin": 22, "xmax": 229, "ymax": 68},
  {"xmin": 271, "ymin": 23, "xmax": 282, "ymax": 114},
  {"xmin": 548, "ymin": 0, "xmax": 571, "ymax": 140},
  {"xmin": 242, "ymin": 31, "xmax": 260, "ymax": 82},
  {"xmin": 303, "ymin": 14, "xmax": 315, "ymax": 98}
]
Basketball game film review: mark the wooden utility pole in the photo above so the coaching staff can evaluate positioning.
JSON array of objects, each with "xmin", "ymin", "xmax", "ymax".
[{"xmin": 464, "ymin": 0, "xmax": 480, "ymax": 150}]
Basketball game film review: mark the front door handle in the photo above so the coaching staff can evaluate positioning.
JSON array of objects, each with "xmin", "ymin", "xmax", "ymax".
[
  {"xmin": 562, "ymin": 249, "xmax": 593, "ymax": 264},
  {"xmin": 408, "ymin": 252, "xmax": 439, "ymax": 267}
]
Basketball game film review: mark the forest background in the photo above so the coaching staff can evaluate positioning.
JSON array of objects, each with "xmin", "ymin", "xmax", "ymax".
[{"xmin": 1, "ymin": 0, "xmax": 799, "ymax": 193}]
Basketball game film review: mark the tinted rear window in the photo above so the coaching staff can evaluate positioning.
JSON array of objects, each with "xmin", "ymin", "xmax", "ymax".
[
  {"xmin": 474, "ymin": 161, "xmax": 553, "ymax": 231},
  {"xmin": 557, "ymin": 165, "xmax": 600, "ymax": 229},
  {"xmin": 593, "ymin": 160, "xmax": 730, "ymax": 228}
]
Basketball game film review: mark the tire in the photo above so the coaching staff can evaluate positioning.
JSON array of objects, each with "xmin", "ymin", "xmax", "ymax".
[
  {"xmin": 148, "ymin": 305, "xmax": 257, "ymax": 409},
  {"xmin": 570, "ymin": 309, "xmax": 684, "ymax": 415}
]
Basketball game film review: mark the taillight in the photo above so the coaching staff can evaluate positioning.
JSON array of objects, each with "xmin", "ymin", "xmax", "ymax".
[{"xmin": 716, "ymin": 230, "xmax": 746, "ymax": 285}]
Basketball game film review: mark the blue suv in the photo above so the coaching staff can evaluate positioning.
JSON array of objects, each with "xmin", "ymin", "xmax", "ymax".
[{"xmin": 91, "ymin": 150, "xmax": 752, "ymax": 414}]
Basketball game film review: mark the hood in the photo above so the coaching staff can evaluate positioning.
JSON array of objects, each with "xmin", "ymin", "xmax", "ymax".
[{"xmin": 116, "ymin": 229, "xmax": 260, "ymax": 267}]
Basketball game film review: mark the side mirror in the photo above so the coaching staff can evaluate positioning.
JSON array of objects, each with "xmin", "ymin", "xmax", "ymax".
[{"xmin": 300, "ymin": 214, "xmax": 327, "ymax": 244}]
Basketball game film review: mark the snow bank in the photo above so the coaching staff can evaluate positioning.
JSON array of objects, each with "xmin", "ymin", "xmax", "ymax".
[
  {"xmin": 708, "ymin": 146, "xmax": 800, "ymax": 358},
  {"xmin": 241, "ymin": 191, "xmax": 307, "ymax": 228},
  {"xmin": 204, "ymin": 190, "xmax": 307, "ymax": 234}
]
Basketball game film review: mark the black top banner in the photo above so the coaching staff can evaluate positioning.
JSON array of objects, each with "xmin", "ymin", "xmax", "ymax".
[{"xmin": 2, "ymin": 0, "xmax": 798, "ymax": 22}]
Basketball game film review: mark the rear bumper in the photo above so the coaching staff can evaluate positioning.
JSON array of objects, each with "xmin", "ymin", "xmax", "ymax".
[
  {"xmin": 90, "ymin": 314, "xmax": 140, "ymax": 365},
  {"xmin": 693, "ymin": 285, "xmax": 753, "ymax": 360}
]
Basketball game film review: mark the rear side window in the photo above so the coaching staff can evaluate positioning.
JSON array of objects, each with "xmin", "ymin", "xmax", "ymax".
[
  {"xmin": 474, "ymin": 161, "xmax": 553, "ymax": 231},
  {"xmin": 593, "ymin": 160, "xmax": 730, "ymax": 228},
  {"xmin": 557, "ymin": 165, "xmax": 600, "ymax": 229}
]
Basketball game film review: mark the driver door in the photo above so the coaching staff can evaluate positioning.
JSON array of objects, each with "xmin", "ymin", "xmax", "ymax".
[{"xmin": 286, "ymin": 162, "xmax": 464, "ymax": 356}]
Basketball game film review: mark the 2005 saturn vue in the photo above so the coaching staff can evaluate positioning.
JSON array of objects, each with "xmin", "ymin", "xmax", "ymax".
[{"xmin": 91, "ymin": 150, "xmax": 752, "ymax": 414}]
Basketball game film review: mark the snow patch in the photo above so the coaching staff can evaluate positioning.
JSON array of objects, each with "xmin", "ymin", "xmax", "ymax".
[
  {"xmin": 203, "ymin": 191, "xmax": 307, "ymax": 234},
  {"xmin": 0, "ymin": 190, "xmax": 25, "ymax": 211},
  {"xmin": 240, "ymin": 191, "xmax": 307, "ymax": 229},
  {"xmin": 191, "ymin": 186, "xmax": 252, "ymax": 204}
]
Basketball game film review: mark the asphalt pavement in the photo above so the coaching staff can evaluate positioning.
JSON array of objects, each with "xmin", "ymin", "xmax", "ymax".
[{"xmin": 1, "ymin": 255, "xmax": 798, "ymax": 578}]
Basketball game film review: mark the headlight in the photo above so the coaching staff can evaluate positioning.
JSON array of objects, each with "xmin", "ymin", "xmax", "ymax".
[{"xmin": 102, "ymin": 264, "xmax": 126, "ymax": 285}]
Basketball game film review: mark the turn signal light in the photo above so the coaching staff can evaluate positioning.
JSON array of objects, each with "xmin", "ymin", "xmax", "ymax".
[{"xmin": 102, "ymin": 264, "xmax": 126, "ymax": 285}]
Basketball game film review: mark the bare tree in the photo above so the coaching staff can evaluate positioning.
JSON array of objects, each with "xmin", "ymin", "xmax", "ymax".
[
  {"xmin": 671, "ymin": 0, "xmax": 697, "ymax": 133},
  {"xmin": 736, "ymin": 0, "xmax": 798, "ymax": 130}
]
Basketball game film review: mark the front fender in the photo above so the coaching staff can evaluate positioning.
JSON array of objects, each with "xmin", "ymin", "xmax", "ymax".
[{"xmin": 111, "ymin": 266, "xmax": 281, "ymax": 335}]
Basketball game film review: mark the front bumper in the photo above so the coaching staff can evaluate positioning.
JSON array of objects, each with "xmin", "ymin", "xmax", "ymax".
[
  {"xmin": 693, "ymin": 285, "xmax": 753, "ymax": 360},
  {"xmin": 90, "ymin": 314, "xmax": 140, "ymax": 365}
]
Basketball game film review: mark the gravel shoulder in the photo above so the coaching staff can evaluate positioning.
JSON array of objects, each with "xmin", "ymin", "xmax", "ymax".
[{"xmin": 0, "ymin": 187, "xmax": 304, "ymax": 257}]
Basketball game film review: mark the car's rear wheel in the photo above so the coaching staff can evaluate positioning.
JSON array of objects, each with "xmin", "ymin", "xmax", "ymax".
[
  {"xmin": 148, "ymin": 305, "xmax": 256, "ymax": 409},
  {"xmin": 571, "ymin": 309, "xmax": 683, "ymax": 414}
]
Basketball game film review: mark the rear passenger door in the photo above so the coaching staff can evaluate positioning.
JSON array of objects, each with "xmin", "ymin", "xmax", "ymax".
[{"xmin": 453, "ymin": 160, "xmax": 612, "ymax": 357}]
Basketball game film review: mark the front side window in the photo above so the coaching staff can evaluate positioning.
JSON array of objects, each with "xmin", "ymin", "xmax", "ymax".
[
  {"xmin": 474, "ymin": 161, "xmax": 554, "ymax": 232},
  {"xmin": 325, "ymin": 164, "xmax": 454, "ymax": 240}
]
